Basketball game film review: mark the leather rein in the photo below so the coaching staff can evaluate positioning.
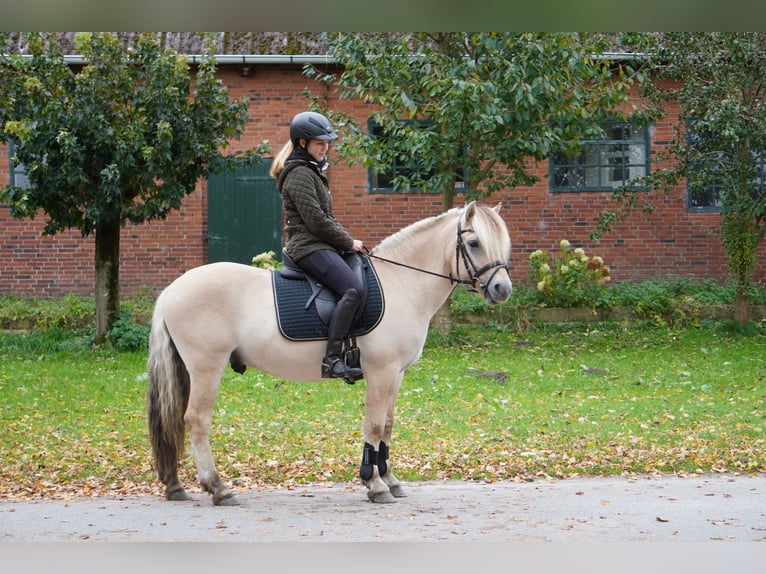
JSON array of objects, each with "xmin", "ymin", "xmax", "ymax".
[{"xmin": 365, "ymin": 219, "xmax": 510, "ymax": 300}]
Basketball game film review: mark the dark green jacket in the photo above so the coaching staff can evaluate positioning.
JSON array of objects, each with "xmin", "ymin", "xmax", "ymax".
[{"xmin": 277, "ymin": 160, "xmax": 354, "ymax": 261}]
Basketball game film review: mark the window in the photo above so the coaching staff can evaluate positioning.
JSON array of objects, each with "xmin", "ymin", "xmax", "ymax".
[
  {"xmin": 688, "ymin": 151, "xmax": 766, "ymax": 211},
  {"xmin": 368, "ymin": 120, "xmax": 466, "ymax": 194},
  {"xmin": 686, "ymin": 121, "xmax": 766, "ymax": 212},
  {"xmin": 687, "ymin": 177, "xmax": 723, "ymax": 211},
  {"xmin": 8, "ymin": 139, "xmax": 30, "ymax": 189},
  {"xmin": 550, "ymin": 120, "xmax": 649, "ymax": 192}
]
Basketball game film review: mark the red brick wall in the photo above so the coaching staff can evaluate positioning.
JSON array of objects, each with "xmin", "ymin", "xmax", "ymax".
[
  {"xmin": 0, "ymin": 190, "xmax": 206, "ymax": 298},
  {"xmin": 1, "ymin": 64, "xmax": 765, "ymax": 299}
]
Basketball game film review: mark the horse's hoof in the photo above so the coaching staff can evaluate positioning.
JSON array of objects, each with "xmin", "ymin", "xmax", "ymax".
[
  {"xmin": 388, "ymin": 484, "xmax": 407, "ymax": 498},
  {"xmin": 368, "ymin": 490, "xmax": 398, "ymax": 504},
  {"xmin": 214, "ymin": 492, "xmax": 240, "ymax": 506},
  {"xmin": 218, "ymin": 495, "xmax": 240, "ymax": 506},
  {"xmin": 166, "ymin": 488, "xmax": 191, "ymax": 501}
]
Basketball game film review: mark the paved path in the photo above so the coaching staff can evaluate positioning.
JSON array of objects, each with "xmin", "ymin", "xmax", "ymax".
[{"xmin": 2, "ymin": 473, "xmax": 766, "ymax": 542}]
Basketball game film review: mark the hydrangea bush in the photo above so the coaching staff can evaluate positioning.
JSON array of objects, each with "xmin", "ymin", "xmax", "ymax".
[
  {"xmin": 529, "ymin": 240, "xmax": 611, "ymax": 307},
  {"xmin": 251, "ymin": 250, "xmax": 282, "ymax": 271}
]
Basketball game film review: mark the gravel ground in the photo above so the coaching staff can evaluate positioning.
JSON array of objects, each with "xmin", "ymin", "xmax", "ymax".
[
  {"xmin": 2, "ymin": 473, "xmax": 766, "ymax": 542},
  {"xmin": 4, "ymin": 474, "xmax": 766, "ymax": 574}
]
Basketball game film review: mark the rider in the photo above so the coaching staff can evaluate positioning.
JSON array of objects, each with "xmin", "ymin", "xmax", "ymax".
[{"xmin": 270, "ymin": 111, "xmax": 365, "ymax": 381}]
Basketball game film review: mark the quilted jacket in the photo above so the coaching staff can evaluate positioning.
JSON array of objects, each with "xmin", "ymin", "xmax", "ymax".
[{"xmin": 277, "ymin": 160, "xmax": 355, "ymax": 261}]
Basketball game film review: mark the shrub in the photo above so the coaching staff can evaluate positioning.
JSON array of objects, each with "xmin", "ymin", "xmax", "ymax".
[
  {"xmin": 107, "ymin": 311, "xmax": 150, "ymax": 352},
  {"xmin": 121, "ymin": 285, "xmax": 155, "ymax": 325},
  {"xmin": 252, "ymin": 250, "xmax": 282, "ymax": 271},
  {"xmin": 0, "ymin": 293, "xmax": 94, "ymax": 330},
  {"xmin": 529, "ymin": 240, "xmax": 611, "ymax": 308}
]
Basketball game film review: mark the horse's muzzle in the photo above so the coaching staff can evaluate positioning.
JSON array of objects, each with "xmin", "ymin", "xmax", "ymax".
[
  {"xmin": 486, "ymin": 277, "xmax": 512, "ymax": 305},
  {"xmin": 478, "ymin": 265, "xmax": 512, "ymax": 305}
]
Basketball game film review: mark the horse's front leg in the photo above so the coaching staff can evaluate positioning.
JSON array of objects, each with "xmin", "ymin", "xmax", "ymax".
[
  {"xmin": 379, "ymin": 462, "xmax": 405, "ymax": 497},
  {"xmin": 359, "ymin": 441, "xmax": 395, "ymax": 503},
  {"xmin": 360, "ymin": 371, "xmax": 404, "ymax": 503},
  {"xmin": 379, "ymin": 399, "xmax": 406, "ymax": 499}
]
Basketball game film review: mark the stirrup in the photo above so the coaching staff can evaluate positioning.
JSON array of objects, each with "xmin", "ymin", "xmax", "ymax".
[{"xmin": 322, "ymin": 356, "xmax": 363, "ymax": 384}]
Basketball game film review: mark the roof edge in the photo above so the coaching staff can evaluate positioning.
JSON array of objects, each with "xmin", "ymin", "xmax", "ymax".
[{"xmin": 55, "ymin": 54, "xmax": 337, "ymax": 65}]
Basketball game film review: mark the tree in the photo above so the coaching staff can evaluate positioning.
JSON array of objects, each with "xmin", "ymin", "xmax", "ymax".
[
  {"xmin": 595, "ymin": 33, "xmax": 766, "ymax": 325},
  {"xmin": 305, "ymin": 33, "xmax": 635, "ymax": 332},
  {"xmin": 0, "ymin": 32, "xmax": 265, "ymax": 341},
  {"xmin": 306, "ymin": 33, "xmax": 635, "ymax": 210}
]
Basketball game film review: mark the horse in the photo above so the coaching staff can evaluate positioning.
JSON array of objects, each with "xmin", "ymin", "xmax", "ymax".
[{"xmin": 147, "ymin": 201, "xmax": 512, "ymax": 505}]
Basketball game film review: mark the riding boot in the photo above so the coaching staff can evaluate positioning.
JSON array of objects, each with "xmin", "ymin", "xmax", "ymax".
[{"xmin": 322, "ymin": 288, "xmax": 364, "ymax": 381}]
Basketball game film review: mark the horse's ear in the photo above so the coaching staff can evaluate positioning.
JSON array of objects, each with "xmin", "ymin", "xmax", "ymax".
[
  {"xmin": 493, "ymin": 202, "xmax": 502, "ymax": 214},
  {"xmin": 463, "ymin": 201, "xmax": 477, "ymax": 223}
]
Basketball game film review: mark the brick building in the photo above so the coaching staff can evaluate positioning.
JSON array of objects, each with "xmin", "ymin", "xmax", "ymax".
[{"xmin": 1, "ymin": 52, "xmax": 764, "ymax": 299}]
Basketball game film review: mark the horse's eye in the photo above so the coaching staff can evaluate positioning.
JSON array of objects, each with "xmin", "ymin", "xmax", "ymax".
[{"xmin": 468, "ymin": 239, "xmax": 480, "ymax": 249}]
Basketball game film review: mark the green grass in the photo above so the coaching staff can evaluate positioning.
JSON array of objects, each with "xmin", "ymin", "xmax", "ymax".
[
  {"xmin": 1, "ymin": 321, "xmax": 765, "ymax": 499},
  {"xmin": 409, "ymin": 322, "xmax": 766, "ymax": 477}
]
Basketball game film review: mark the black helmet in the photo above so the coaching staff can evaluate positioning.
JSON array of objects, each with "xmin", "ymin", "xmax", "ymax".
[{"xmin": 289, "ymin": 111, "xmax": 338, "ymax": 145}]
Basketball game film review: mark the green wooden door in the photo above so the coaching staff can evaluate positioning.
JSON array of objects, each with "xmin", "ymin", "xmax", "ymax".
[{"xmin": 207, "ymin": 159, "xmax": 282, "ymax": 264}]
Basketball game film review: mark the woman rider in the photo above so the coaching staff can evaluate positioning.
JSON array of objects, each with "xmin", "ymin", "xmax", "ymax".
[{"xmin": 270, "ymin": 111, "xmax": 365, "ymax": 381}]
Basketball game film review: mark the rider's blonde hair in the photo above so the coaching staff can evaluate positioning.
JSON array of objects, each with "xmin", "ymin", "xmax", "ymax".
[{"xmin": 269, "ymin": 140, "xmax": 294, "ymax": 180}]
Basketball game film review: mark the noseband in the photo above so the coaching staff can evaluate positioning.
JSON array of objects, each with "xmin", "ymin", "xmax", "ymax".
[{"xmin": 454, "ymin": 219, "xmax": 510, "ymax": 301}]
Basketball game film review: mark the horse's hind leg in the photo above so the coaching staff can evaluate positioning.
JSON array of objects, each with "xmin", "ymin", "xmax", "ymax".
[{"xmin": 185, "ymin": 366, "xmax": 239, "ymax": 506}]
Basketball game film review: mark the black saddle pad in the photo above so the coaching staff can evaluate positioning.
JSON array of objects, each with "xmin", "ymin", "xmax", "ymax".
[{"xmin": 271, "ymin": 257, "xmax": 384, "ymax": 341}]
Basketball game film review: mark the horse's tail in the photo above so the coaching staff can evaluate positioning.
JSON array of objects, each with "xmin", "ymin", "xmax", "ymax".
[{"xmin": 147, "ymin": 292, "xmax": 190, "ymax": 488}]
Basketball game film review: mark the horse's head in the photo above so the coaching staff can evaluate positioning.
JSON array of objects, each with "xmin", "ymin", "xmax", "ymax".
[{"xmin": 456, "ymin": 202, "xmax": 513, "ymax": 304}]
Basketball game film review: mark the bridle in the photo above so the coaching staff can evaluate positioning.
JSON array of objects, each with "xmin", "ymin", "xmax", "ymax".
[
  {"xmin": 366, "ymin": 218, "xmax": 510, "ymax": 301},
  {"xmin": 454, "ymin": 219, "xmax": 510, "ymax": 300}
]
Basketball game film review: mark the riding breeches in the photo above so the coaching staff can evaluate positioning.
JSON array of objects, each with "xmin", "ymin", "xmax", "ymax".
[{"xmin": 295, "ymin": 249, "xmax": 364, "ymax": 299}]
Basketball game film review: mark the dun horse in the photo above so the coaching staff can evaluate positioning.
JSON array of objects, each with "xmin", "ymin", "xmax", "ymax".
[{"xmin": 147, "ymin": 202, "xmax": 512, "ymax": 505}]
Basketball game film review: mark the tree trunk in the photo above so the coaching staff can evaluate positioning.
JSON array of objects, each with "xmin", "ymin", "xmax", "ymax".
[
  {"xmin": 734, "ymin": 285, "xmax": 751, "ymax": 327},
  {"xmin": 441, "ymin": 186, "xmax": 455, "ymax": 213},
  {"xmin": 94, "ymin": 217, "xmax": 121, "ymax": 343}
]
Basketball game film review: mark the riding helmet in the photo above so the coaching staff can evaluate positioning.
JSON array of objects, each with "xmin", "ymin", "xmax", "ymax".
[{"xmin": 290, "ymin": 111, "xmax": 338, "ymax": 145}]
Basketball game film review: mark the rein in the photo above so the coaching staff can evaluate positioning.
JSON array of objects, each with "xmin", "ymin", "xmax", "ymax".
[
  {"xmin": 365, "ymin": 217, "xmax": 509, "ymax": 299},
  {"xmin": 365, "ymin": 250, "xmax": 471, "ymax": 286}
]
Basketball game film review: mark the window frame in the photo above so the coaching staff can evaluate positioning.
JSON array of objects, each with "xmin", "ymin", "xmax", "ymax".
[
  {"xmin": 549, "ymin": 120, "xmax": 651, "ymax": 193},
  {"xmin": 686, "ymin": 175, "xmax": 724, "ymax": 213},
  {"xmin": 685, "ymin": 119, "xmax": 766, "ymax": 213},
  {"xmin": 7, "ymin": 138, "xmax": 30, "ymax": 189},
  {"xmin": 367, "ymin": 119, "xmax": 467, "ymax": 195}
]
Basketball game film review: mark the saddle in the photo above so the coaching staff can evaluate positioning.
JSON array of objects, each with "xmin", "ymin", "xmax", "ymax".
[{"xmin": 271, "ymin": 251, "xmax": 385, "ymax": 342}]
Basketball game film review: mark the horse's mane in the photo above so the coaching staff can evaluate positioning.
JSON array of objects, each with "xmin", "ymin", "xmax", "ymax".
[
  {"xmin": 372, "ymin": 204, "xmax": 510, "ymax": 265},
  {"xmin": 372, "ymin": 207, "xmax": 460, "ymax": 258}
]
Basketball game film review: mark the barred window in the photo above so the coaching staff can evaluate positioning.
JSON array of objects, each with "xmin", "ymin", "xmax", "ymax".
[
  {"xmin": 550, "ymin": 120, "xmax": 649, "ymax": 192},
  {"xmin": 8, "ymin": 139, "xmax": 30, "ymax": 189},
  {"xmin": 368, "ymin": 120, "xmax": 466, "ymax": 194},
  {"xmin": 686, "ymin": 121, "xmax": 766, "ymax": 212}
]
